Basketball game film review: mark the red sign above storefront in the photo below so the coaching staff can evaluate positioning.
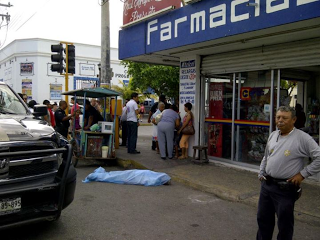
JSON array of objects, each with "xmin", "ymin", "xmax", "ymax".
[{"xmin": 123, "ymin": 0, "xmax": 181, "ymax": 25}]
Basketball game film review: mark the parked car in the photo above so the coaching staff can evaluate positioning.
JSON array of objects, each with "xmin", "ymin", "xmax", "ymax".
[
  {"xmin": 0, "ymin": 82, "xmax": 77, "ymax": 229},
  {"xmin": 143, "ymin": 99, "xmax": 154, "ymax": 114}
]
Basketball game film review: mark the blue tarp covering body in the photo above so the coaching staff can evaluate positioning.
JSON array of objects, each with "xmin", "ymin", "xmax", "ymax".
[{"xmin": 83, "ymin": 167, "xmax": 171, "ymax": 186}]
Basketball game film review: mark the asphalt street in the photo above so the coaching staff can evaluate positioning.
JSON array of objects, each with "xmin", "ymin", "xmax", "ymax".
[{"xmin": 2, "ymin": 165, "xmax": 320, "ymax": 240}]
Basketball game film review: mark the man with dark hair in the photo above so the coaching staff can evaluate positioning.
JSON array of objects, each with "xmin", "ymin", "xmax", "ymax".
[
  {"xmin": 43, "ymin": 100, "xmax": 55, "ymax": 127},
  {"xmin": 55, "ymin": 101, "xmax": 75, "ymax": 138},
  {"xmin": 70, "ymin": 97, "xmax": 79, "ymax": 115},
  {"xmin": 126, "ymin": 93, "xmax": 140, "ymax": 154},
  {"xmin": 28, "ymin": 100, "xmax": 37, "ymax": 113},
  {"xmin": 52, "ymin": 102, "xmax": 58, "ymax": 112},
  {"xmin": 83, "ymin": 99, "xmax": 104, "ymax": 130},
  {"xmin": 257, "ymin": 106, "xmax": 320, "ymax": 239}
]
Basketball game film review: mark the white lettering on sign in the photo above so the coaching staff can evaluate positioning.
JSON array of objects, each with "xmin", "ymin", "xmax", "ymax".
[
  {"xmin": 231, "ymin": 0, "xmax": 249, "ymax": 23},
  {"xmin": 146, "ymin": 0, "xmax": 317, "ymax": 45},
  {"xmin": 255, "ymin": 0, "xmax": 260, "ymax": 16},
  {"xmin": 180, "ymin": 60, "xmax": 196, "ymax": 105},
  {"xmin": 297, "ymin": 0, "xmax": 319, "ymax": 5},
  {"xmin": 266, "ymin": 0, "xmax": 289, "ymax": 13},
  {"xmin": 175, "ymin": 17, "xmax": 187, "ymax": 38},
  {"xmin": 210, "ymin": 90, "xmax": 223, "ymax": 101},
  {"xmin": 148, "ymin": 20, "xmax": 158, "ymax": 45},
  {"xmin": 210, "ymin": 4, "xmax": 226, "ymax": 28},
  {"xmin": 191, "ymin": 11, "xmax": 206, "ymax": 33},
  {"xmin": 161, "ymin": 22, "xmax": 171, "ymax": 42}
]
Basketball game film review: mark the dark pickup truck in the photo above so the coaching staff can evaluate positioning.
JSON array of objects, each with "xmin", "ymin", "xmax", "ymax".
[{"xmin": 0, "ymin": 82, "xmax": 77, "ymax": 229}]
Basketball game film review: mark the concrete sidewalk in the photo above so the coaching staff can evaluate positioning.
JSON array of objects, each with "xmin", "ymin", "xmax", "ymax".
[{"xmin": 116, "ymin": 126, "xmax": 320, "ymax": 225}]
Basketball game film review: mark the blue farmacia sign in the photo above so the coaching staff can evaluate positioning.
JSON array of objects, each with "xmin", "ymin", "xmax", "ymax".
[{"xmin": 119, "ymin": 0, "xmax": 320, "ymax": 59}]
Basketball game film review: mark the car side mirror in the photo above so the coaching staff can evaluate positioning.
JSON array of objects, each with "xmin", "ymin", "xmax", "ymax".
[{"xmin": 33, "ymin": 105, "xmax": 48, "ymax": 117}]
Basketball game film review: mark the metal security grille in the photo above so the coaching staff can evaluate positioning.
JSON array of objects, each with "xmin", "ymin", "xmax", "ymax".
[{"xmin": 201, "ymin": 38, "xmax": 320, "ymax": 76}]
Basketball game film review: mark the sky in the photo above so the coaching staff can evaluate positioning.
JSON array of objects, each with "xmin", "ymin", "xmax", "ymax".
[{"xmin": 0, "ymin": 0, "xmax": 124, "ymax": 49}]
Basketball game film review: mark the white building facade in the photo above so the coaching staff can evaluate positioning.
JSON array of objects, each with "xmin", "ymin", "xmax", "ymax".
[{"xmin": 0, "ymin": 38, "xmax": 129, "ymax": 103}]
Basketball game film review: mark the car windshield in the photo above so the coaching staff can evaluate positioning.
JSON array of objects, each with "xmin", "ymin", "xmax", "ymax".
[{"xmin": 0, "ymin": 85, "xmax": 28, "ymax": 114}]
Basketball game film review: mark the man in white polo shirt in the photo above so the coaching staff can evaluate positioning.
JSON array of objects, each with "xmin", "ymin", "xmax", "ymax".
[{"xmin": 126, "ymin": 92, "xmax": 140, "ymax": 154}]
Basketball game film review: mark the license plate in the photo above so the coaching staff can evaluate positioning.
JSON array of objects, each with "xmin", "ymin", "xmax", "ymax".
[{"xmin": 0, "ymin": 197, "xmax": 21, "ymax": 216}]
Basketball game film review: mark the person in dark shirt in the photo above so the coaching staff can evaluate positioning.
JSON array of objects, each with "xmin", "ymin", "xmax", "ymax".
[
  {"xmin": 83, "ymin": 100, "xmax": 104, "ymax": 130},
  {"xmin": 294, "ymin": 103, "xmax": 306, "ymax": 129},
  {"xmin": 55, "ymin": 100, "xmax": 75, "ymax": 138}
]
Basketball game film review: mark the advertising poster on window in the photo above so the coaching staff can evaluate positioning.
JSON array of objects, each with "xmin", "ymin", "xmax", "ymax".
[
  {"xmin": 123, "ymin": 0, "xmax": 181, "ymax": 25},
  {"xmin": 208, "ymin": 83, "xmax": 224, "ymax": 158},
  {"xmin": 81, "ymin": 82, "xmax": 96, "ymax": 89},
  {"xmin": 22, "ymin": 79, "xmax": 32, "ymax": 98},
  {"xmin": 180, "ymin": 60, "xmax": 196, "ymax": 105},
  {"xmin": 50, "ymin": 84, "xmax": 62, "ymax": 100},
  {"xmin": 20, "ymin": 62, "xmax": 34, "ymax": 76}
]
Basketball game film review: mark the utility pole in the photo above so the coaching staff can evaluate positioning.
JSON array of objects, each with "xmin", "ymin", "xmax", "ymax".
[
  {"xmin": 0, "ymin": 2, "xmax": 13, "ymax": 26},
  {"xmin": 100, "ymin": 0, "xmax": 111, "ymax": 88}
]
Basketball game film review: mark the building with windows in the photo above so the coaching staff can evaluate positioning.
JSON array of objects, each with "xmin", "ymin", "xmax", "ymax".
[
  {"xmin": 119, "ymin": 0, "xmax": 320, "ymax": 180},
  {"xmin": 0, "ymin": 38, "xmax": 129, "ymax": 103}
]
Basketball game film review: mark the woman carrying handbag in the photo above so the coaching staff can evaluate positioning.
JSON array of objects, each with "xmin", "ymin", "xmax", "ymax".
[{"xmin": 177, "ymin": 102, "xmax": 195, "ymax": 159}]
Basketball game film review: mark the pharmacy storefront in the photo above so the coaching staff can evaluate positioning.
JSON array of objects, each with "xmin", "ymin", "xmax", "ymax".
[{"xmin": 119, "ymin": 0, "xmax": 320, "ymax": 177}]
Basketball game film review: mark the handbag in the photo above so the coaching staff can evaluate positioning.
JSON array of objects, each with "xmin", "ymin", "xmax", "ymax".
[
  {"xmin": 154, "ymin": 110, "xmax": 166, "ymax": 125},
  {"xmin": 181, "ymin": 125, "xmax": 195, "ymax": 135},
  {"xmin": 181, "ymin": 113, "xmax": 195, "ymax": 135}
]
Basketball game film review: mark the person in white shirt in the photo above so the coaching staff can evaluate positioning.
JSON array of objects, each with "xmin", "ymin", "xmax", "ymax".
[
  {"xmin": 120, "ymin": 99, "xmax": 129, "ymax": 146},
  {"xmin": 126, "ymin": 93, "xmax": 140, "ymax": 154}
]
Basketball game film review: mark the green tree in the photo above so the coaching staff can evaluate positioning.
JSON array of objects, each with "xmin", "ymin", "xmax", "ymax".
[
  {"xmin": 121, "ymin": 61, "xmax": 180, "ymax": 100},
  {"xmin": 281, "ymin": 80, "xmax": 296, "ymax": 95},
  {"xmin": 111, "ymin": 79, "xmax": 135, "ymax": 100}
]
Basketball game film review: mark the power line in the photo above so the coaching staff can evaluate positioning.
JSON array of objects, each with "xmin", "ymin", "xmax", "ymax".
[{"xmin": 0, "ymin": 25, "xmax": 9, "ymax": 49}]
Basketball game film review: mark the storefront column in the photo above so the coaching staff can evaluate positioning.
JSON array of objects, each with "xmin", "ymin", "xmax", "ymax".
[{"xmin": 179, "ymin": 55, "xmax": 201, "ymax": 156}]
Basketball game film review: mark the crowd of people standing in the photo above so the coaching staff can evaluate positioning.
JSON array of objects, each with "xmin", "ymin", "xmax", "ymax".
[
  {"xmin": 120, "ymin": 93, "xmax": 195, "ymax": 160},
  {"xmin": 20, "ymin": 93, "xmax": 103, "ymax": 139}
]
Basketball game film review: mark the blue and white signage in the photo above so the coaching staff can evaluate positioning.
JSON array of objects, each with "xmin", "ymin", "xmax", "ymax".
[
  {"xmin": 180, "ymin": 60, "xmax": 196, "ymax": 105},
  {"xmin": 80, "ymin": 63, "xmax": 95, "ymax": 76},
  {"xmin": 119, "ymin": 0, "xmax": 320, "ymax": 59}
]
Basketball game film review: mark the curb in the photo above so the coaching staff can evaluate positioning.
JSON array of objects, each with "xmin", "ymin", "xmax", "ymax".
[
  {"xmin": 116, "ymin": 157, "xmax": 320, "ymax": 225},
  {"xmin": 116, "ymin": 157, "xmax": 255, "ymax": 203}
]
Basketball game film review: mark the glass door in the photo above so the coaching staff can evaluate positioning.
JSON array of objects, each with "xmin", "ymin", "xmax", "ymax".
[
  {"xmin": 204, "ymin": 75, "xmax": 234, "ymax": 160},
  {"xmin": 233, "ymin": 70, "xmax": 279, "ymax": 164}
]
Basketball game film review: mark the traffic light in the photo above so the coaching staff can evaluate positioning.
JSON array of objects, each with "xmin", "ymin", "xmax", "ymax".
[
  {"xmin": 50, "ymin": 44, "xmax": 64, "ymax": 73},
  {"xmin": 65, "ymin": 44, "xmax": 75, "ymax": 74}
]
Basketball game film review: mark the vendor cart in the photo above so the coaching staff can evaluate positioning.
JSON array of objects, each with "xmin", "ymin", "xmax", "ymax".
[{"xmin": 62, "ymin": 87, "xmax": 121, "ymax": 167}]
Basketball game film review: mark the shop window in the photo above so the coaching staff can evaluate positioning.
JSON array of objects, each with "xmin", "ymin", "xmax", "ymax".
[
  {"xmin": 204, "ymin": 75, "xmax": 233, "ymax": 160},
  {"xmin": 204, "ymin": 71, "xmax": 279, "ymax": 164}
]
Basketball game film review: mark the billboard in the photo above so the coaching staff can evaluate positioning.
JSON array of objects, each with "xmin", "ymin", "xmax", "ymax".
[{"xmin": 123, "ymin": 0, "xmax": 181, "ymax": 25}]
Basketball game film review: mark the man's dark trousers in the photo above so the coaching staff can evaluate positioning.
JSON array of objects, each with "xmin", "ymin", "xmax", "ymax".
[
  {"xmin": 127, "ymin": 121, "xmax": 138, "ymax": 153},
  {"xmin": 257, "ymin": 181, "xmax": 296, "ymax": 240},
  {"xmin": 121, "ymin": 121, "xmax": 128, "ymax": 146}
]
